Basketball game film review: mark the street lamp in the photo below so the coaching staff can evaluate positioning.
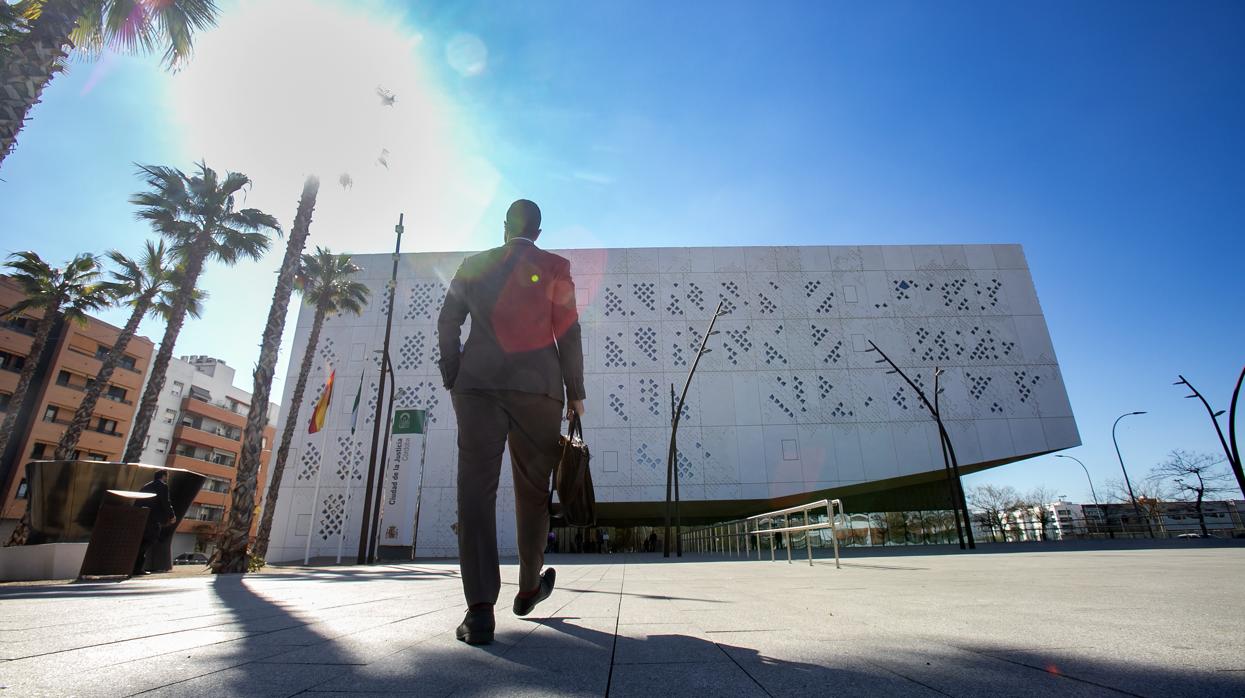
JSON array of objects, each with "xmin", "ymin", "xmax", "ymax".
[
  {"xmin": 1112, "ymin": 411, "xmax": 1151, "ymax": 537},
  {"xmin": 1054, "ymin": 453, "xmax": 1107, "ymax": 537}
]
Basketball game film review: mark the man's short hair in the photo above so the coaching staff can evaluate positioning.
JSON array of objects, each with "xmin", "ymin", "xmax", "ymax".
[
  {"xmin": 506, "ymin": 199, "xmax": 541, "ymax": 239},
  {"xmin": 154, "ymin": 469, "xmax": 167, "ymax": 480}
]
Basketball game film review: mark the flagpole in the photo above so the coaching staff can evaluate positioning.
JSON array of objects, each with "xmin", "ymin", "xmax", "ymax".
[
  {"xmin": 411, "ymin": 428, "xmax": 429, "ymax": 560},
  {"xmin": 337, "ymin": 372, "xmax": 365, "ymax": 564},
  {"xmin": 303, "ymin": 426, "xmax": 330, "ymax": 565}
]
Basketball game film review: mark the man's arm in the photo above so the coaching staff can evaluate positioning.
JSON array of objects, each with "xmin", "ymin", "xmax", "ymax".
[
  {"xmin": 158, "ymin": 482, "xmax": 175, "ymax": 523},
  {"xmin": 436, "ymin": 262, "xmax": 470, "ymax": 390},
  {"xmin": 551, "ymin": 259, "xmax": 585, "ymax": 405}
]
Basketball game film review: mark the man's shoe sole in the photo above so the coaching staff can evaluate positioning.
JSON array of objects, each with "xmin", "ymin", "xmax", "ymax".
[{"xmin": 513, "ymin": 568, "xmax": 556, "ymax": 617}]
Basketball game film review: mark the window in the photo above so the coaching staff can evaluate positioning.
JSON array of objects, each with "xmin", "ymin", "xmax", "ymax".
[
  {"xmin": 163, "ymin": 408, "xmax": 177, "ymax": 424},
  {"xmin": 119, "ymin": 355, "xmax": 137, "ymax": 371},
  {"xmin": 0, "ymin": 350, "xmax": 26, "ymax": 372},
  {"xmin": 56, "ymin": 370, "xmax": 72, "ymax": 386},
  {"xmin": 212, "ymin": 453, "xmax": 236, "ymax": 467},
  {"xmin": 202, "ymin": 476, "xmax": 231, "ymax": 494},
  {"xmin": 171, "ymin": 380, "xmax": 185, "ymax": 396},
  {"xmin": 95, "ymin": 417, "xmax": 118, "ymax": 435},
  {"xmin": 16, "ymin": 479, "xmax": 28, "ymax": 499},
  {"xmin": 30, "ymin": 443, "xmax": 48, "ymax": 459},
  {"xmin": 43, "ymin": 405, "xmax": 59, "ymax": 423},
  {"xmin": 87, "ymin": 452, "xmax": 106, "ymax": 460},
  {"xmin": 95, "ymin": 345, "xmax": 111, "ymax": 360},
  {"xmin": 186, "ymin": 503, "xmax": 225, "ymax": 522},
  {"xmin": 0, "ymin": 392, "xmax": 11, "ymax": 411},
  {"xmin": 156, "ymin": 437, "xmax": 170, "ymax": 454},
  {"xmin": 106, "ymin": 385, "xmax": 127, "ymax": 402}
]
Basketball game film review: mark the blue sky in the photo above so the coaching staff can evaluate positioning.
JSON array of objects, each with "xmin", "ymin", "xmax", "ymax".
[{"xmin": 0, "ymin": 0, "xmax": 1242, "ymax": 503}]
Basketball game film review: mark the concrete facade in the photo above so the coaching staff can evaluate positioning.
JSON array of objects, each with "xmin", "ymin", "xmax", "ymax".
[{"xmin": 266, "ymin": 244, "xmax": 1078, "ymax": 564}]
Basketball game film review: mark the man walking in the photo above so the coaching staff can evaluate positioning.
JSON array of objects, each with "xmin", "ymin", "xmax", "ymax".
[{"xmin": 437, "ymin": 199, "xmax": 586, "ymax": 645}]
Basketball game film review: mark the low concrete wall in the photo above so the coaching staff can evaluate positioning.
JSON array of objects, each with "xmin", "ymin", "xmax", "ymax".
[{"xmin": 0, "ymin": 543, "xmax": 89, "ymax": 581}]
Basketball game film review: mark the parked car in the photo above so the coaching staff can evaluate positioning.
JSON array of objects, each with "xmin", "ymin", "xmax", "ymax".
[
  {"xmin": 174, "ymin": 552, "xmax": 210, "ymax": 565},
  {"xmin": 1176, "ymin": 533, "xmax": 1204, "ymax": 539}
]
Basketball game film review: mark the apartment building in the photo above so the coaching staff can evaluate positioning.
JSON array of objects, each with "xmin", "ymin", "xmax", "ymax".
[
  {"xmin": 0, "ymin": 276, "xmax": 155, "ymax": 540},
  {"xmin": 138, "ymin": 354, "xmax": 278, "ymax": 556}
]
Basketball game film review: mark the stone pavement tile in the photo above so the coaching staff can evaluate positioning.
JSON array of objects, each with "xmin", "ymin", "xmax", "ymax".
[
  {"xmin": 613, "ymin": 623, "xmax": 731, "ymax": 665},
  {"xmin": 138, "ymin": 661, "xmax": 351, "ymax": 698},
  {"xmin": 549, "ymin": 590, "xmax": 621, "ymax": 619},
  {"xmin": 253, "ymin": 609, "xmax": 461, "ymax": 665},
  {"xmin": 0, "ymin": 629, "xmax": 251, "ymax": 678},
  {"xmin": 608, "ymin": 660, "xmax": 767, "ymax": 697},
  {"xmin": 867, "ymin": 643, "xmax": 1122, "ymax": 697},
  {"xmin": 974, "ymin": 646, "xmax": 1245, "ymax": 698},
  {"xmin": 2, "ymin": 638, "xmax": 294, "ymax": 698},
  {"xmin": 516, "ymin": 616, "xmax": 618, "ymax": 650},
  {"xmin": 712, "ymin": 637, "xmax": 945, "ymax": 697}
]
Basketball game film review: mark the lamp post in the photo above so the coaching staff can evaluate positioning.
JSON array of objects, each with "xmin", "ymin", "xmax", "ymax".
[
  {"xmin": 1112, "ymin": 411, "xmax": 1150, "ymax": 537},
  {"xmin": 1053, "ymin": 453, "xmax": 1106, "ymax": 537},
  {"xmin": 1174, "ymin": 372, "xmax": 1245, "ymax": 498}
]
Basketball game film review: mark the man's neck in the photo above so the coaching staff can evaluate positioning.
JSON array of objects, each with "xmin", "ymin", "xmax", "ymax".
[{"xmin": 506, "ymin": 236, "xmax": 535, "ymax": 246}]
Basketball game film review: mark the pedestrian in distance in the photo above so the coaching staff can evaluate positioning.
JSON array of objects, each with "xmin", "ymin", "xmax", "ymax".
[
  {"xmin": 132, "ymin": 469, "xmax": 176, "ymax": 576},
  {"xmin": 437, "ymin": 199, "xmax": 586, "ymax": 646}
]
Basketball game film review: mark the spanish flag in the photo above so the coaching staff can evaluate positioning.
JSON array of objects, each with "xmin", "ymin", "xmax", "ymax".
[{"xmin": 308, "ymin": 369, "xmax": 334, "ymax": 434}]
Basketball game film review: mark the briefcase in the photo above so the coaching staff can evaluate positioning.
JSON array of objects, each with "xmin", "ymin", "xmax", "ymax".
[{"xmin": 552, "ymin": 413, "xmax": 596, "ymax": 527}]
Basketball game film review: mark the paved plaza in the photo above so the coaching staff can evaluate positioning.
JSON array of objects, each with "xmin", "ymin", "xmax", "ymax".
[{"xmin": 1, "ymin": 544, "xmax": 1243, "ymax": 697}]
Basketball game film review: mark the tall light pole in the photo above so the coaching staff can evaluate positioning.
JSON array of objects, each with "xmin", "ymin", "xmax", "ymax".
[
  {"xmin": 1112, "ymin": 411, "xmax": 1150, "ymax": 537},
  {"xmin": 1053, "ymin": 453, "xmax": 1106, "ymax": 537}
]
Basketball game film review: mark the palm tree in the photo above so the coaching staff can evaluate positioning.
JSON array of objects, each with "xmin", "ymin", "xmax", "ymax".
[
  {"xmin": 0, "ymin": 251, "xmax": 110, "ymax": 543},
  {"xmin": 214, "ymin": 176, "xmax": 320, "ymax": 573},
  {"xmin": 122, "ymin": 162, "xmax": 280, "ymax": 463},
  {"xmin": 253, "ymin": 247, "xmax": 369, "ymax": 559},
  {"xmin": 0, "ymin": 1, "xmax": 218, "ymax": 169},
  {"xmin": 54, "ymin": 240, "xmax": 178, "ymax": 460}
]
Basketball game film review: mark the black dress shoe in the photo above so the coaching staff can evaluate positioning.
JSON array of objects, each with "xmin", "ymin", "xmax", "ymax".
[
  {"xmin": 513, "ymin": 568, "xmax": 556, "ymax": 617},
  {"xmin": 456, "ymin": 607, "xmax": 495, "ymax": 645}
]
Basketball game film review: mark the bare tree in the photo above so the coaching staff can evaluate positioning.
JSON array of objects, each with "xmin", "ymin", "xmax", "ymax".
[
  {"xmin": 968, "ymin": 484, "xmax": 1020, "ymax": 542},
  {"xmin": 1020, "ymin": 486, "xmax": 1060, "ymax": 541},
  {"xmin": 1104, "ymin": 477, "xmax": 1173, "ymax": 534},
  {"xmin": 870, "ymin": 512, "xmax": 889, "ymax": 545},
  {"xmin": 1149, "ymin": 450, "xmax": 1232, "ymax": 537}
]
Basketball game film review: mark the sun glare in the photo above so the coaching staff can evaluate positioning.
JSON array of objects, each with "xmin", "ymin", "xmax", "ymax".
[{"xmin": 167, "ymin": 0, "xmax": 500, "ymax": 253}]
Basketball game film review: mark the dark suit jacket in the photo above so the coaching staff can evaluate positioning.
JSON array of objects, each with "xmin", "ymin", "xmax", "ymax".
[
  {"xmin": 437, "ymin": 238, "xmax": 585, "ymax": 402},
  {"xmin": 139, "ymin": 478, "xmax": 175, "ymax": 533}
]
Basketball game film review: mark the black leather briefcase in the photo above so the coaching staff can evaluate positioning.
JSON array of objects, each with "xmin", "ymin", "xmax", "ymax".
[{"xmin": 552, "ymin": 414, "xmax": 596, "ymax": 527}]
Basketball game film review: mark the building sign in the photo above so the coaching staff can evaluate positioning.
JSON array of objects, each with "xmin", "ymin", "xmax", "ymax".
[{"xmin": 379, "ymin": 409, "xmax": 427, "ymax": 546}]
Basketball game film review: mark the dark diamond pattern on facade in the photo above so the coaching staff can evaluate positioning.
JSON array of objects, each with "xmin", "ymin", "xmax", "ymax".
[
  {"xmin": 608, "ymin": 385, "xmax": 628, "ymax": 421},
  {"xmin": 605, "ymin": 285, "xmax": 625, "ymax": 317},
  {"xmin": 634, "ymin": 282, "xmax": 656, "ymax": 312},
  {"xmin": 687, "ymin": 282, "xmax": 706, "ymax": 311},
  {"xmin": 676, "ymin": 450, "xmax": 696, "ymax": 480},
  {"xmin": 377, "ymin": 289, "xmax": 392, "ymax": 318},
  {"xmin": 672, "ymin": 333, "xmax": 687, "ymax": 367},
  {"xmin": 763, "ymin": 342, "xmax": 787, "ymax": 365},
  {"xmin": 605, "ymin": 334, "xmax": 626, "ymax": 368},
  {"xmin": 638, "ymin": 377, "xmax": 662, "ymax": 417},
  {"xmin": 397, "ymin": 331, "xmax": 426, "ymax": 371},
  {"xmin": 317, "ymin": 493, "xmax": 346, "ymax": 541},
  {"xmin": 666, "ymin": 283, "xmax": 684, "ymax": 315},
  {"xmin": 634, "ymin": 326, "xmax": 658, "ymax": 362},
  {"xmin": 318, "ymin": 336, "xmax": 337, "ymax": 369},
  {"xmin": 804, "ymin": 280, "xmax": 821, "ymax": 298},
  {"xmin": 757, "ymin": 293, "xmax": 777, "ymax": 314},
  {"xmin": 1014, "ymin": 370, "xmax": 1040, "ymax": 403},
  {"xmin": 724, "ymin": 327, "xmax": 752, "ymax": 366},
  {"xmin": 400, "ymin": 380, "xmax": 441, "ymax": 424},
  {"xmin": 893, "ymin": 279, "xmax": 915, "ymax": 301},
  {"xmin": 404, "ymin": 282, "xmax": 444, "ymax": 320},
  {"xmin": 965, "ymin": 372, "xmax": 991, "ymax": 400},
  {"xmin": 967, "ymin": 327, "xmax": 1013, "ymax": 361},
  {"xmin": 830, "ymin": 401, "xmax": 854, "ymax": 418},
  {"xmin": 768, "ymin": 393, "xmax": 795, "ymax": 420},
  {"xmin": 636, "ymin": 442, "xmax": 661, "ymax": 471},
  {"xmin": 815, "ymin": 291, "xmax": 835, "ymax": 314},
  {"xmin": 824, "ymin": 340, "xmax": 844, "ymax": 365},
  {"xmin": 335, "ymin": 434, "xmax": 363, "ymax": 481},
  {"xmin": 818, "ymin": 375, "xmax": 834, "ymax": 400},
  {"xmin": 297, "ymin": 443, "xmax": 321, "ymax": 481},
  {"xmin": 792, "ymin": 376, "xmax": 807, "ymax": 412}
]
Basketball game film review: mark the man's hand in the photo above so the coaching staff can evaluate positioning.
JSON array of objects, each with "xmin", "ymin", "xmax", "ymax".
[{"xmin": 567, "ymin": 399, "xmax": 585, "ymax": 421}]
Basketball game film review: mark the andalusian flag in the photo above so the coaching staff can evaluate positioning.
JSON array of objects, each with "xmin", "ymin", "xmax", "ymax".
[
  {"xmin": 350, "ymin": 372, "xmax": 365, "ymax": 435},
  {"xmin": 308, "ymin": 369, "xmax": 335, "ymax": 434}
]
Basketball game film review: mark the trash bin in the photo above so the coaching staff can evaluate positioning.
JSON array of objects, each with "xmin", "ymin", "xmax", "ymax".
[{"xmin": 78, "ymin": 490, "xmax": 153, "ymax": 578}]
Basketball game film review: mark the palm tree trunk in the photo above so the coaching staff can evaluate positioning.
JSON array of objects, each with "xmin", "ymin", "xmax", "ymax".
[
  {"xmin": 1, "ymin": 303, "xmax": 61, "ymax": 547},
  {"xmin": 215, "ymin": 176, "xmax": 320, "ymax": 573},
  {"xmin": 0, "ymin": 1, "xmax": 89, "ymax": 169},
  {"xmin": 253, "ymin": 301, "xmax": 328, "ymax": 559},
  {"xmin": 122, "ymin": 241, "xmax": 211, "ymax": 463},
  {"xmin": 54, "ymin": 292, "xmax": 155, "ymax": 460}
]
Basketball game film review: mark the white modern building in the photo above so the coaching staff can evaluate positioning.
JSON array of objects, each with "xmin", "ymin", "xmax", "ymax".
[
  {"xmin": 265, "ymin": 244, "xmax": 1079, "ymax": 563},
  {"xmin": 138, "ymin": 355, "xmax": 280, "ymax": 556}
]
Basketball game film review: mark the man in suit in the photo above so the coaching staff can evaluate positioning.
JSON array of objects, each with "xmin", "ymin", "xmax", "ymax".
[
  {"xmin": 437, "ymin": 199, "xmax": 586, "ymax": 645},
  {"xmin": 132, "ymin": 469, "xmax": 176, "ymax": 576}
]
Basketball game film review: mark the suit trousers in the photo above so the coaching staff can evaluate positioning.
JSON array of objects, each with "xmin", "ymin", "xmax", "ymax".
[{"xmin": 452, "ymin": 389, "xmax": 563, "ymax": 606}]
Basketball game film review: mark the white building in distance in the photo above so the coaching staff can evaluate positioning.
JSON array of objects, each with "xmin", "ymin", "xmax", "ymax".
[{"xmin": 265, "ymin": 244, "xmax": 1078, "ymax": 563}]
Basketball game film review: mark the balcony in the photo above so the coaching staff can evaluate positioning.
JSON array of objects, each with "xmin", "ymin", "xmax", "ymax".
[
  {"xmin": 174, "ymin": 423, "xmax": 241, "ymax": 454},
  {"xmin": 184, "ymin": 396, "xmax": 247, "ymax": 428}
]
